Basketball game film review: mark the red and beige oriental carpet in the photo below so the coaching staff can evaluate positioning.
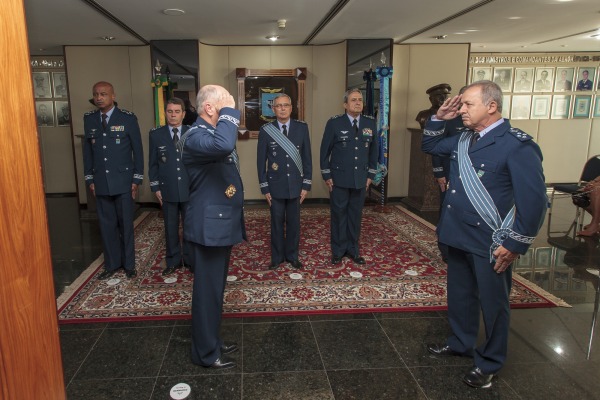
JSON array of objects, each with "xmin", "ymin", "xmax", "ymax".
[{"xmin": 57, "ymin": 206, "xmax": 567, "ymax": 324}]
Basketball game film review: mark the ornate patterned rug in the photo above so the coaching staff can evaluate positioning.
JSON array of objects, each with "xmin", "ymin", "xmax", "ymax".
[{"xmin": 57, "ymin": 206, "xmax": 567, "ymax": 323}]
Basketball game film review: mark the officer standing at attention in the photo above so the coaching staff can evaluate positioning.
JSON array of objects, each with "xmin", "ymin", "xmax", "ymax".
[
  {"xmin": 181, "ymin": 85, "xmax": 244, "ymax": 370},
  {"xmin": 422, "ymin": 81, "xmax": 546, "ymax": 389},
  {"xmin": 148, "ymin": 98, "xmax": 192, "ymax": 276},
  {"xmin": 257, "ymin": 94, "xmax": 312, "ymax": 270},
  {"xmin": 320, "ymin": 88, "xmax": 378, "ymax": 265},
  {"xmin": 83, "ymin": 81, "xmax": 144, "ymax": 279}
]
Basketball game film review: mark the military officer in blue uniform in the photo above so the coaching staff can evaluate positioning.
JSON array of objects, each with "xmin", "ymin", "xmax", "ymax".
[
  {"xmin": 422, "ymin": 81, "xmax": 547, "ymax": 389},
  {"xmin": 320, "ymin": 88, "xmax": 378, "ymax": 265},
  {"xmin": 181, "ymin": 85, "xmax": 244, "ymax": 370},
  {"xmin": 148, "ymin": 98, "xmax": 191, "ymax": 276},
  {"xmin": 83, "ymin": 81, "xmax": 144, "ymax": 280},
  {"xmin": 576, "ymin": 69, "xmax": 593, "ymax": 91},
  {"xmin": 257, "ymin": 94, "xmax": 312, "ymax": 270}
]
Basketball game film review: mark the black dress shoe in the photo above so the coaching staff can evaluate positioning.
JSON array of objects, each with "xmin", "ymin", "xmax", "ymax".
[
  {"xmin": 462, "ymin": 366, "xmax": 494, "ymax": 388},
  {"xmin": 427, "ymin": 343, "xmax": 461, "ymax": 357},
  {"xmin": 221, "ymin": 343, "xmax": 239, "ymax": 355},
  {"xmin": 97, "ymin": 269, "xmax": 116, "ymax": 280},
  {"xmin": 331, "ymin": 256, "xmax": 342, "ymax": 265},
  {"xmin": 267, "ymin": 262, "xmax": 279, "ymax": 270},
  {"xmin": 344, "ymin": 253, "xmax": 366, "ymax": 264},
  {"xmin": 204, "ymin": 357, "xmax": 235, "ymax": 370},
  {"xmin": 183, "ymin": 263, "xmax": 194, "ymax": 272},
  {"xmin": 125, "ymin": 269, "xmax": 137, "ymax": 279},
  {"xmin": 288, "ymin": 260, "xmax": 303, "ymax": 269},
  {"xmin": 162, "ymin": 266, "xmax": 177, "ymax": 276}
]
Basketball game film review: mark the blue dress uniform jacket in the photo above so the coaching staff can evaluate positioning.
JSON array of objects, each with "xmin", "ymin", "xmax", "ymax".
[
  {"xmin": 148, "ymin": 125, "xmax": 190, "ymax": 202},
  {"xmin": 422, "ymin": 118, "xmax": 546, "ymax": 257},
  {"xmin": 257, "ymin": 120, "xmax": 312, "ymax": 198},
  {"xmin": 83, "ymin": 108, "xmax": 144, "ymax": 195},
  {"xmin": 431, "ymin": 117, "xmax": 464, "ymax": 180},
  {"xmin": 320, "ymin": 114, "xmax": 378, "ymax": 188},
  {"xmin": 182, "ymin": 109, "xmax": 246, "ymax": 247}
]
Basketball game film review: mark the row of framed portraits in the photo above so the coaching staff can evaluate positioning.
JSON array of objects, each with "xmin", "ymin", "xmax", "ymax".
[
  {"xmin": 33, "ymin": 71, "xmax": 68, "ymax": 99},
  {"xmin": 469, "ymin": 66, "xmax": 599, "ymax": 93},
  {"xmin": 36, "ymin": 100, "xmax": 70, "ymax": 127},
  {"xmin": 501, "ymin": 94, "xmax": 600, "ymax": 120}
]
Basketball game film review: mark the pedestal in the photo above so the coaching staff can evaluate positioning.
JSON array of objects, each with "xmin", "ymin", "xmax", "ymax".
[{"xmin": 402, "ymin": 128, "xmax": 440, "ymax": 212}]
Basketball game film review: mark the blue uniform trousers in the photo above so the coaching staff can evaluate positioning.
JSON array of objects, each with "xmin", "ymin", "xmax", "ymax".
[
  {"xmin": 95, "ymin": 193, "xmax": 135, "ymax": 271},
  {"xmin": 270, "ymin": 197, "xmax": 300, "ymax": 264},
  {"xmin": 191, "ymin": 243, "xmax": 231, "ymax": 366},
  {"xmin": 162, "ymin": 200, "xmax": 190, "ymax": 268},
  {"xmin": 446, "ymin": 246, "xmax": 512, "ymax": 374},
  {"xmin": 330, "ymin": 185, "xmax": 365, "ymax": 257}
]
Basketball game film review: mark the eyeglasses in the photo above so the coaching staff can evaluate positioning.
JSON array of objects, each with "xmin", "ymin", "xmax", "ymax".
[{"xmin": 273, "ymin": 103, "xmax": 291, "ymax": 109}]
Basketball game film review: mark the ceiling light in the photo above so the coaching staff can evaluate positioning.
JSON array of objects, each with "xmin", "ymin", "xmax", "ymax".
[
  {"xmin": 455, "ymin": 32, "xmax": 466, "ymax": 35},
  {"xmin": 508, "ymin": 16, "xmax": 522, "ymax": 20},
  {"xmin": 465, "ymin": 29, "xmax": 479, "ymax": 32},
  {"xmin": 277, "ymin": 19, "xmax": 286, "ymax": 30},
  {"xmin": 101, "ymin": 36, "xmax": 115, "ymax": 41},
  {"xmin": 163, "ymin": 9, "xmax": 185, "ymax": 16},
  {"xmin": 433, "ymin": 35, "xmax": 447, "ymax": 40},
  {"xmin": 266, "ymin": 35, "xmax": 279, "ymax": 41},
  {"xmin": 521, "ymin": 45, "xmax": 528, "ymax": 48}
]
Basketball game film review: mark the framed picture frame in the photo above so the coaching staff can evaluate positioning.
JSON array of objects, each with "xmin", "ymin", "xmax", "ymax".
[
  {"xmin": 513, "ymin": 68, "xmax": 534, "ymax": 93},
  {"xmin": 533, "ymin": 67, "xmax": 554, "ymax": 92},
  {"xmin": 236, "ymin": 68, "xmax": 307, "ymax": 139},
  {"xmin": 35, "ymin": 100, "xmax": 54, "ymax": 127},
  {"xmin": 471, "ymin": 67, "xmax": 492, "ymax": 83},
  {"xmin": 554, "ymin": 67, "xmax": 575, "ymax": 92},
  {"xmin": 501, "ymin": 95, "xmax": 511, "ymax": 119},
  {"xmin": 593, "ymin": 96, "xmax": 600, "ymax": 118},
  {"xmin": 510, "ymin": 95, "xmax": 531, "ymax": 120},
  {"xmin": 535, "ymin": 247, "xmax": 552, "ymax": 267},
  {"xmin": 32, "ymin": 71, "xmax": 52, "ymax": 98},
  {"xmin": 531, "ymin": 95, "xmax": 551, "ymax": 119},
  {"xmin": 55, "ymin": 101, "xmax": 71, "ymax": 126},
  {"xmin": 551, "ymin": 95, "xmax": 571, "ymax": 119},
  {"xmin": 575, "ymin": 67, "xmax": 596, "ymax": 91},
  {"xmin": 573, "ymin": 95, "xmax": 592, "ymax": 118},
  {"xmin": 52, "ymin": 72, "xmax": 67, "ymax": 98},
  {"xmin": 493, "ymin": 67, "xmax": 513, "ymax": 92}
]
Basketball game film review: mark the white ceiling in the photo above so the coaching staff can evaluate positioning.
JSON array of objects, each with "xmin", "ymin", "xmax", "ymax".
[{"xmin": 25, "ymin": 0, "xmax": 600, "ymax": 54}]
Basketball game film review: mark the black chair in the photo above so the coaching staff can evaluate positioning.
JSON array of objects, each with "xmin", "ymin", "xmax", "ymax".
[{"xmin": 547, "ymin": 155, "xmax": 600, "ymax": 237}]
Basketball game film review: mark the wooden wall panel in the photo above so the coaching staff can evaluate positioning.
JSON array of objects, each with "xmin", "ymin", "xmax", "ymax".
[{"xmin": 0, "ymin": 0, "xmax": 65, "ymax": 398}]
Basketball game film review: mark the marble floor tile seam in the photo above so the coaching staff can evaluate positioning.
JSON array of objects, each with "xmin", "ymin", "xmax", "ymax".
[
  {"xmin": 372, "ymin": 313, "xmax": 413, "ymax": 371},
  {"xmin": 154, "ymin": 325, "xmax": 178, "ymax": 383},
  {"xmin": 66, "ymin": 324, "xmax": 109, "ymax": 388}
]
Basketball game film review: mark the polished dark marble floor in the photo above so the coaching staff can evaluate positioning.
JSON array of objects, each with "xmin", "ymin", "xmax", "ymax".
[{"xmin": 49, "ymin": 195, "xmax": 600, "ymax": 399}]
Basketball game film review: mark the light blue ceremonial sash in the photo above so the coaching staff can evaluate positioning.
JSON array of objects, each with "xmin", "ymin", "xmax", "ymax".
[
  {"xmin": 264, "ymin": 123, "xmax": 303, "ymax": 176},
  {"xmin": 457, "ymin": 131, "xmax": 516, "ymax": 261}
]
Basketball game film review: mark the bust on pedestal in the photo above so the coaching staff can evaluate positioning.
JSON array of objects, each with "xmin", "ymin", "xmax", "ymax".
[{"xmin": 403, "ymin": 83, "xmax": 452, "ymax": 212}]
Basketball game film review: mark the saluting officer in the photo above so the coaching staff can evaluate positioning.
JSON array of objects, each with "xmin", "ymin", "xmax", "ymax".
[
  {"xmin": 320, "ymin": 88, "xmax": 378, "ymax": 265},
  {"xmin": 83, "ymin": 81, "xmax": 144, "ymax": 279},
  {"xmin": 257, "ymin": 94, "xmax": 312, "ymax": 270},
  {"xmin": 148, "ymin": 98, "xmax": 192, "ymax": 276}
]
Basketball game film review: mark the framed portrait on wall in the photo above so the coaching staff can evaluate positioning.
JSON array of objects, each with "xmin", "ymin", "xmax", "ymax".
[
  {"xmin": 531, "ymin": 95, "xmax": 551, "ymax": 119},
  {"xmin": 493, "ymin": 67, "xmax": 513, "ymax": 92},
  {"xmin": 55, "ymin": 101, "xmax": 71, "ymax": 126},
  {"xmin": 471, "ymin": 67, "xmax": 492, "ymax": 83},
  {"xmin": 575, "ymin": 67, "xmax": 596, "ymax": 91},
  {"xmin": 35, "ymin": 100, "xmax": 54, "ymax": 127},
  {"xmin": 573, "ymin": 95, "xmax": 592, "ymax": 118},
  {"xmin": 32, "ymin": 71, "xmax": 52, "ymax": 98},
  {"xmin": 554, "ymin": 67, "xmax": 574, "ymax": 92},
  {"xmin": 502, "ymin": 95, "xmax": 511, "ymax": 119},
  {"xmin": 533, "ymin": 67, "xmax": 554, "ymax": 92},
  {"xmin": 52, "ymin": 72, "xmax": 68, "ymax": 98},
  {"xmin": 551, "ymin": 95, "xmax": 571, "ymax": 119},
  {"xmin": 513, "ymin": 68, "xmax": 534, "ymax": 93},
  {"xmin": 593, "ymin": 96, "xmax": 600, "ymax": 118},
  {"xmin": 510, "ymin": 95, "xmax": 531, "ymax": 120}
]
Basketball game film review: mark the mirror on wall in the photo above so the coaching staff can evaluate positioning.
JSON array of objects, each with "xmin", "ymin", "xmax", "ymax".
[
  {"xmin": 150, "ymin": 40, "xmax": 199, "ymax": 105},
  {"xmin": 346, "ymin": 39, "xmax": 393, "ymax": 206}
]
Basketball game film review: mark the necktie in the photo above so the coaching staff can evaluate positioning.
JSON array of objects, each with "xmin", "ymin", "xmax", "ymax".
[
  {"xmin": 102, "ymin": 113, "xmax": 108, "ymax": 131},
  {"xmin": 282, "ymin": 124, "xmax": 288, "ymax": 137},
  {"xmin": 470, "ymin": 132, "xmax": 480, "ymax": 147},
  {"xmin": 172, "ymin": 127, "xmax": 179, "ymax": 146},
  {"xmin": 352, "ymin": 119, "xmax": 358, "ymax": 135}
]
